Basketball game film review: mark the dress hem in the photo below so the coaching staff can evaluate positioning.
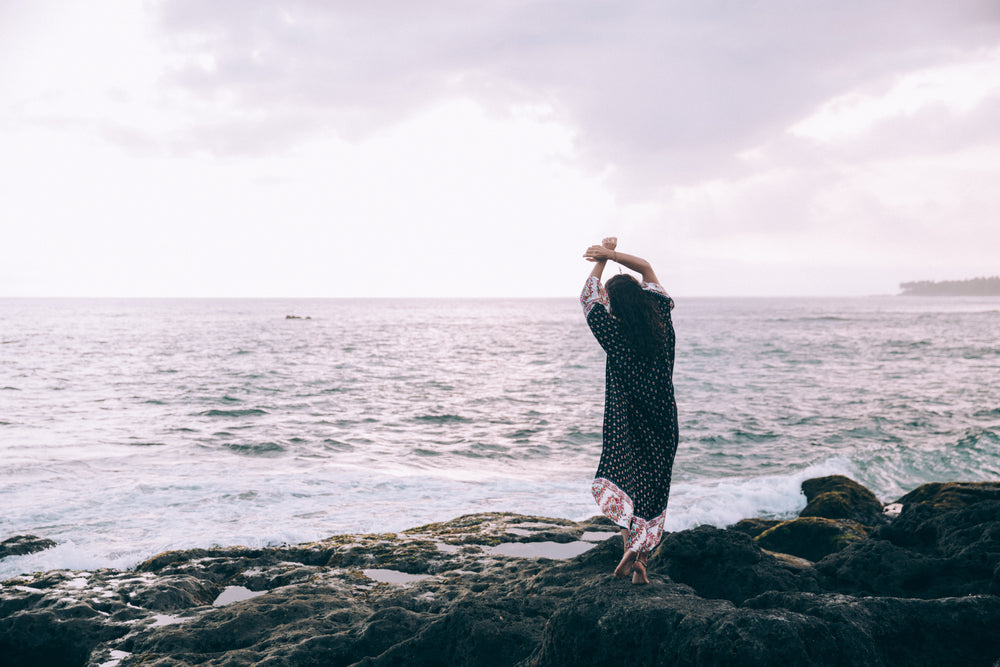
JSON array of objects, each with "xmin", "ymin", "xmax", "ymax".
[{"xmin": 591, "ymin": 477, "xmax": 667, "ymax": 554}]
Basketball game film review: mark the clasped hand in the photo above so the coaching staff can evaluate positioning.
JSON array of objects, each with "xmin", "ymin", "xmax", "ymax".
[{"xmin": 584, "ymin": 237, "xmax": 618, "ymax": 262}]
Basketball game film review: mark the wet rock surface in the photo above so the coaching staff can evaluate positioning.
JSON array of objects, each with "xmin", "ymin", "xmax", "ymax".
[
  {"xmin": 894, "ymin": 481, "xmax": 1000, "ymax": 511},
  {"xmin": 1, "ymin": 480, "xmax": 999, "ymax": 667}
]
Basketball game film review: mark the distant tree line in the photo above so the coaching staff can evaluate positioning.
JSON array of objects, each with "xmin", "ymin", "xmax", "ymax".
[{"xmin": 899, "ymin": 276, "xmax": 1000, "ymax": 296}]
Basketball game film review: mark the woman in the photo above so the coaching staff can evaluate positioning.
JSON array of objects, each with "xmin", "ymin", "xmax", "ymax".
[{"xmin": 581, "ymin": 238, "xmax": 678, "ymax": 585}]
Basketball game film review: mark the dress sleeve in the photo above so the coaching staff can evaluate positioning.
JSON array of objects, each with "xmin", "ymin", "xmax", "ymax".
[
  {"xmin": 580, "ymin": 275, "xmax": 610, "ymax": 317},
  {"xmin": 642, "ymin": 281, "xmax": 675, "ymax": 311},
  {"xmin": 582, "ymin": 276, "xmax": 625, "ymax": 355}
]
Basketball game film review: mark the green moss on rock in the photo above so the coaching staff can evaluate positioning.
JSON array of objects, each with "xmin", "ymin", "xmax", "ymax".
[
  {"xmin": 404, "ymin": 513, "xmax": 578, "ymax": 547},
  {"xmin": 756, "ymin": 517, "xmax": 868, "ymax": 562},
  {"xmin": 729, "ymin": 518, "xmax": 784, "ymax": 538}
]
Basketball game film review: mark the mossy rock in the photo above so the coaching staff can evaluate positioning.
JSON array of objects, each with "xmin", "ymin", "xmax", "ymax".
[
  {"xmin": 404, "ymin": 513, "xmax": 577, "ymax": 546},
  {"xmin": 894, "ymin": 482, "xmax": 1000, "ymax": 511},
  {"xmin": 800, "ymin": 475, "xmax": 884, "ymax": 526},
  {"xmin": 372, "ymin": 540, "xmax": 442, "ymax": 574},
  {"xmin": 728, "ymin": 518, "xmax": 783, "ymax": 538},
  {"xmin": 756, "ymin": 517, "xmax": 868, "ymax": 562},
  {"xmin": 327, "ymin": 536, "xmax": 443, "ymax": 574},
  {"xmin": 404, "ymin": 512, "xmax": 527, "ymax": 535},
  {"xmin": 136, "ymin": 544, "xmax": 294, "ymax": 573},
  {"xmin": 578, "ymin": 515, "xmax": 618, "ymax": 530}
]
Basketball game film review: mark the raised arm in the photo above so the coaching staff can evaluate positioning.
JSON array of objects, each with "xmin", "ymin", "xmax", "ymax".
[
  {"xmin": 583, "ymin": 240, "xmax": 659, "ymax": 285},
  {"xmin": 583, "ymin": 237, "xmax": 620, "ymax": 283},
  {"xmin": 587, "ymin": 255, "xmax": 607, "ymax": 282}
]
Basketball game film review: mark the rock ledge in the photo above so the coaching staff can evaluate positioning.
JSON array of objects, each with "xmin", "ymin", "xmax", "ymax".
[{"xmin": 1, "ymin": 478, "xmax": 998, "ymax": 666}]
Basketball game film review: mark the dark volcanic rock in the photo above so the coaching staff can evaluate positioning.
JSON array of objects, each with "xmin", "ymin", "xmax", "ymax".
[
  {"xmin": 820, "ymin": 499, "xmax": 1000, "ymax": 598},
  {"xmin": 0, "ymin": 601, "xmax": 129, "ymax": 667},
  {"xmin": 815, "ymin": 537, "xmax": 941, "ymax": 597},
  {"xmin": 125, "ymin": 586, "xmax": 352, "ymax": 656},
  {"xmin": 800, "ymin": 474, "xmax": 886, "ymax": 525},
  {"xmin": 656, "ymin": 525, "xmax": 820, "ymax": 604},
  {"xmin": 895, "ymin": 481, "xmax": 1000, "ymax": 511},
  {"xmin": 746, "ymin": 591, "xmax": 1000, "ymax": 667},
  {"xmin": 125, "ymin": 575, "xmax": 219, "ymax": 612},
  {"xmin": 531, "ymin": 584, "xmax": 884, "ymax": 666},
  {"xmin": 756, "ymin": 516, "xmax": 868, "ymax": 562},
  {"xmin": 0, "ymin": 535, "xmax": 57, "ymax": 559},
  {"xmin": 358, "ymin": 597, "xmax": 544, "ymax": 667}
]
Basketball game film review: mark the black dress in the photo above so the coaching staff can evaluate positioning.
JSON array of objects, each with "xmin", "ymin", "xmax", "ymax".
[{"xmin": 580, "ymin": 276, "xmax": 679, "ymax": 553}]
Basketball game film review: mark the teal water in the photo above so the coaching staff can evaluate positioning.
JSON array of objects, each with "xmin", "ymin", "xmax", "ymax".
[{"xmin": 1, "ymin": 296, "xmax": 998, "ymax": 578}]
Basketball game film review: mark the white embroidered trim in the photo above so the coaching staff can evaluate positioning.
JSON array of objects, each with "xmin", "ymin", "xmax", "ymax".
[
  {"xmin": 591, "ymin": 476, "xmax": 667, "ymax": 554},
  {"xmin": 642, "ymin": 281, "xmax": 675, "ymax": 309},
  {"xmin": 580, "ymin": 276, "xmax": 609, "ymax": 317}
]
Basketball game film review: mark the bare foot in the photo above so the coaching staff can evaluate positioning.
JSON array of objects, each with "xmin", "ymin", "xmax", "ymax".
[
  {"xmin": 614, "ymin": 550, "xmax": 636, "ymax": 578},
  {"xmin": 632, "ymin": 553, "xmax": 649, "ymax": 585}
]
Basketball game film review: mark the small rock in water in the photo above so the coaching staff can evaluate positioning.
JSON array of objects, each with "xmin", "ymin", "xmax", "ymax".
[
  {"xmin": 0, "ymin": 535, "xmax": 57, "ymax": 560},
  {"xmin": 799, "ymin": 475, "xmax": 886, "ymax": 526}
]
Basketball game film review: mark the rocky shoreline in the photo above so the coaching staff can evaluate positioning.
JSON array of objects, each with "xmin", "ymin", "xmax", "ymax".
[{"xmin": 2, "ymin": 476, "xmax": 999, "ymax": 666}]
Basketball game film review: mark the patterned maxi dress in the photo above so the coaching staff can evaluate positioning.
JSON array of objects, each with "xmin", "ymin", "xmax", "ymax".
[{"xmin": 580, "ymin": 276, "xmax": 679, "ymax": 554}]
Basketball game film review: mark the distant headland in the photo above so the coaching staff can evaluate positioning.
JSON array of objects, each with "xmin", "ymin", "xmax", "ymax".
[{"xmin": 899, "ymin": 276, "xmax": 1000, "ymax": 296}]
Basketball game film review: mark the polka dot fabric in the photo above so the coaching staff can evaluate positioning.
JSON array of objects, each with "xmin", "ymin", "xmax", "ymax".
[{"xmin": 580, "ymin": 276, "xmax": 678, "ymax": 554}]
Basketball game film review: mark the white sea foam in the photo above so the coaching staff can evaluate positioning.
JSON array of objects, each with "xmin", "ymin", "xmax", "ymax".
[
  {"xmin": 663, "ymin": 456, "xmax": 857, "ymax": 531},
  {"xmin": 0, "ymin": 542, "xmax": 137, "ymax": 580}
]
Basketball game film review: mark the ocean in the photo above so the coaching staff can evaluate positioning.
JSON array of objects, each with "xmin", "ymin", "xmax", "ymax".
[{"xmin": 2, "ymin": 295, "xmax": 998, "ymax": 579}]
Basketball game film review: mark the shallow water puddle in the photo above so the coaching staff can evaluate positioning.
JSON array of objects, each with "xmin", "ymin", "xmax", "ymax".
[
  {"xmin": 581, "ymin": 531, "xmax": 619, "ymax": 542},
  {"xmin": 150, "ymin": 613, "xmax": 192, "ymax": 627},
  {"xmin": 213, "ymin": 585, "xmax": 267, "ymax": 606},
  {"xmin": 98, "ymin": 650, "xmax": 132, "ymax": 667},
  {"xmin": 432, "ymin": 540, "xmax": 462, "ymax": 553},
  {"xmin": 362, "ymin": 569, "xmax": 432, "ymax": 585},
  {"xmin": 489, "ymin": 541, "xmax": 596, "ymax": 559}
]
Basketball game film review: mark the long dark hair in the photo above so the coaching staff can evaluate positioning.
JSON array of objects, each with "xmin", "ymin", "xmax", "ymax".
[{"xmin": 605, "ymin": 274, "xmax": 668, "ymax": 358}]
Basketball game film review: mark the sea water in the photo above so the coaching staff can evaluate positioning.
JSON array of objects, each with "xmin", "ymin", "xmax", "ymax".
[{"xmin": 1, "ymin": 296, "xmax": 998, "ymax": 579}]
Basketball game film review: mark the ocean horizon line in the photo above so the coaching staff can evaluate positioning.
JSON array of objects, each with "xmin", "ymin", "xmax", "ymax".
[{"xmin": 0, "ymin": 292, "xmax": 919, "ymax": 301}]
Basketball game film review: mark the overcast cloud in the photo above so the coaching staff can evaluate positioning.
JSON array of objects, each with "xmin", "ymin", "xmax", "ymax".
[{"xmin": 2, "ymin": 0, "xmax": 999, "ymax": 296}]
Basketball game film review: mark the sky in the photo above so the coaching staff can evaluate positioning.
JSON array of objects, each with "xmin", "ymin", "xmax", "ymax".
[{"xmin": 2, "ymin": 0, "xmax": 999, "ymax": 298}]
